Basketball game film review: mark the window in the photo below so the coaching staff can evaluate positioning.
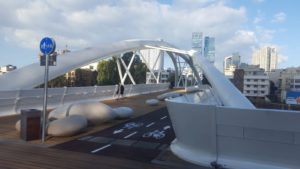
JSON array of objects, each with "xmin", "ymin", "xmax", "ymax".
[
  {"xmin": 254, "ymin": 91, "xmax": 257, "ymax": 94},
  {"xmin": 254, "ymin": 79, "xmax": 258, "ymax": 82},
  {"xmin": 261, "ymin": 79, "xmax": 265, "ymax": 82},
  {"xmin": 295, "ymin": 79, "xmax": 300, "ymax": 83},
  {"xmin": 247, "ymin": 91, "xmax": 250, "ymax": 93},
  {"xmin": 247, "ymin": 85, "xmax": 250, "ymax": 87},
  {"xmin": 247, "ymin": 79, "xmax": 250, "ymax": 82},
  {"xmin": 261, "ymin": 91, "xmax": 265, "ymax": 94},
  {"xmin": 261, "ymin": 85, "xmax": 265, "ymax": 88},
  {"xmin": 254, "ymin": 85, "xmax": 258, "ymax": 87}
]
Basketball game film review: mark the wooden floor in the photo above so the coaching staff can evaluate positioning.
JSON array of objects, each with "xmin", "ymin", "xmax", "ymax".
[
  {"xmin": 0, "ymin": 141, "xmax": 169, "ymax": 169},
  {"xmin": 0, "ymin": 90, "xmax": 190, "ymax": 169}
]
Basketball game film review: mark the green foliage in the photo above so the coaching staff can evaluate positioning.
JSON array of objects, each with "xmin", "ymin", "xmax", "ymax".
[
  {"xmin": 48, "ymin": 75, "xmax": 66, "ymax": 88},
  {"xmin": 132, "ymin": 63, "xmax": 147, "ymax": 84},
  {"xmin": 75, "ymin": 69, "xmax": 84, "ymax": 86},
  {"xmin": 97, "ymin": 59, "xmax": 118, "ymax": 85},
  {"xmin": 73, "ymin": 69, "xmax": 98, "ymax": 87},
  {"xmin": 97, "ymin": 52, "xmax": 148, "ymax": 85}
]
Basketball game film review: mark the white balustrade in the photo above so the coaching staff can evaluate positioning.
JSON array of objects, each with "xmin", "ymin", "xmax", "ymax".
[{"xmin": 0, "ymin": 83, "xmax": 169, "ymax": 116}]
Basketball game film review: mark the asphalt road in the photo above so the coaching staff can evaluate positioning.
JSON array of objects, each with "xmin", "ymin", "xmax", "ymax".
[{"xmin": 53, "ymin": 107, "xmax": 175, "ymax": 163}]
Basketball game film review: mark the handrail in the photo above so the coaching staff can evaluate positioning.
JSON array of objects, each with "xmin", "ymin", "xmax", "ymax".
[{"xmin": 0, "ymin": 83, "xmax": 169, "ymax": 117}]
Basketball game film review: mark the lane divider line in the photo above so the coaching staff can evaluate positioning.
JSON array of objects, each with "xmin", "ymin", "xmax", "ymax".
[
  {"xmin": 160, "ymin": 116, "xmax": 167, "ymax": 120},
  {"xmin": 91, "ymin": 144, "xmax": 111, "ymax": 153},
  {"xmin": 124, "ymin": 131, "xmax": 137, "ymax": 139},
  {"xmin": 146, "ymin": 122, "xmax": 155, "ymax": 128}
]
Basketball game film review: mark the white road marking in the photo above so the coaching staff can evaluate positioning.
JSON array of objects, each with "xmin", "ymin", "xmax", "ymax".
[
  {"xmin": 146, "ymin": 122, "xmax": 155, "ymax": 128},
  {"xmin": 113, "ymin": 129, "xmax": 124, "ymax": 134},
  {"xmin": 124, "ymin": 131, "xmax": 137, "ymax": 139},
  {"xmin": 160, "ymin": 116, "xmax": 167, "ymax": 120},
  {"xmin": 91, "ymin": 144, "xmax": 111, "ymax": 153},
  {"xmin": 163, "ymin": 125, "xmax": 171, "ymax": 130}
]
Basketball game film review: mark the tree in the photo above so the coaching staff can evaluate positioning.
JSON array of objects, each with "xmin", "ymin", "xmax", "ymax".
[
  {"xmin": 96, "ymin": 53, "xmax": 149, "ymax": 85},
  {"xmin": 97, "ymin": 59, "xmax": 118, "ymax": 85},
  {"xmin": 133, "ymin": 63, "xmax": 147, "ymax": 84},
  {"xmin": 48, "ymin": 75, "xmax": 66, "ymax": 88},
  {"xmin": 75, "ymin": 69, "xmax": 84, "ymax": 86}
]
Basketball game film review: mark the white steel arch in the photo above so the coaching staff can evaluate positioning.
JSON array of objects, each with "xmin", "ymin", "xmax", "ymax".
[{"xmin": 0, "ymin": 39, "xmax": 253, "ymax": 108}]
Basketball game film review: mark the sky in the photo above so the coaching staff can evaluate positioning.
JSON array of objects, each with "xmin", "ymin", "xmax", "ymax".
[{"xmin": 0, "ymin": 0, "xmax": 299, "ymax": 71}]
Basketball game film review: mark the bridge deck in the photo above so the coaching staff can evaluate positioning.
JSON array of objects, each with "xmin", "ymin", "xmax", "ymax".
[{"xmin": 0, "ymin": 90, "xmax": 207, "ymax": 169}]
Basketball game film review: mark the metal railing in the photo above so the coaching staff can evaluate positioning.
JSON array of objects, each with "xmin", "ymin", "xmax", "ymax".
[{"xmin": 0, "ymin": 83, "xmax": 169, "ymax": 117}]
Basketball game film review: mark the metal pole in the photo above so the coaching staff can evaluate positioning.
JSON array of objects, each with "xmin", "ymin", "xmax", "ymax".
[{"xmin": 42, "ymin": 54, "xmax": 49, "ymax": 143}]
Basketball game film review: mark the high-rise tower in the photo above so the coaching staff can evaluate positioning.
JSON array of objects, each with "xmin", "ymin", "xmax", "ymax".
[
  {"xmin": 192, "ymin": 32, "xmax": 203, "ymax": 56},
  {"xmin": 204, "ymin": 36, "xmax": 215, "ymax": 63},
  {"xmin": 252, "ymin": 47, "xmax": 278, "ymax": 72}
]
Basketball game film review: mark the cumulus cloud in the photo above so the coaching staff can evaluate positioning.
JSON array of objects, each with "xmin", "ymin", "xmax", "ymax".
[
  {"xmin": 253, "ymin": 17, "xmax": 263, "ymax": 24},
  {"xmin": 278, "ymin": 54, "xmax": 288, "ymax": 64},
  {"xmin": 0, "ymin": 0, "xmax": 256, "ymax": 69},
  {"xmin": 271, "ymin": 12, "xmax": 286, "ymax": 23},
  {"xmin": 255, "ymin": 26, "xmax": 276, "ymax": 43},
  {"xmin": 218, "ymin": 30, "xmax": 257, "ymax": 65}
]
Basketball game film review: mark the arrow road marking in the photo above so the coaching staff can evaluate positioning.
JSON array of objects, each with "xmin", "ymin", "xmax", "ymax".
[
  {"xmin": 91, "ymin": 144, "xmax": 111, "ymax": 153},
  {"xmin": 160, "ymin": 116, "xmax": 167, "ymax": 120},
  {"xmin": 163, "ymin": 125, "xmax": 171, "ymax": 130},
  {"xmin": 146, "ymin": 122, "xmax": 155, "ymax": 128},
  {"xmin": 113, "ymin": 129, "xmax": 124, "ymax": 134},
  {"xmin": 124, "ymin": 131, "xmax": 137, "ymax": 139}
]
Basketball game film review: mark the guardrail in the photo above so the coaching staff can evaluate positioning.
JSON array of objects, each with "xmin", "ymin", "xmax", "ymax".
[
  {"xmin": 0, "ymin": 83, "xmax": 169, "ymax": 117},
  {"xmin": 166, "ymin": 92, "xmax": 300, "ymax": 169}
]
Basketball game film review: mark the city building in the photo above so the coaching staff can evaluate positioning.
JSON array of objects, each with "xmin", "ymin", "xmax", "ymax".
[
  {"xmin": 223, "ymin": 53, "xmax": 241, "ymax": 79},
  {"xmin": 192, "ymin": 32, "xmax": 203, "ymax": 56},
  {"xmin": 140, "ymin": 48, "xmax": 164, "ymax": 71},
  {"xmin": 233, "ymin": 65, "xmax": 270, "ymax": 99},
  {"xmin": 146, "ymin": 70, "xmax": 170, "ymax": 84},
  {"xmin": 252, "ymin": 46, "xmax": 278, "ymax": 72},
  {"xmin": 61, "ymin": 47, "xmax": 98, "ymax": 85},
  {"xmin": 65, "ymin": 68, "xmax": 97, "ymax": 86},
  {"xmin": 277, "ymin": 67, "xmax": 300, "ymax": 101},
  {"xmin": 0, "ymin": 65, "xmax": 17, "ymax": 75},
  {"xmin": 203, "ymin": 36, "xmax": 215, "ymax": 64}
]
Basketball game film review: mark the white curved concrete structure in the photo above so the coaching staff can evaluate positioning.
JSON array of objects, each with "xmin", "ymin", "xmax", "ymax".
[
  {"xmin": 47, "ymin": 115, "xmax": 87, "ymax": 137},
  {"xmin": 68, "ymin": 101, "xmax": 116, "ymax": 125},
  {"xmin": 157, "ymin": 91, "xmax": 182, "ymax": 101},
  {"xmin": 113, "ymin": 107, "xmax": 133, "ymax": 119},
  {"xmin": 145, "ymin": 99, "xmax": 159, "ymax": 106},
  {"xmin": 0, "ymin": 39, "xmax": 252, "ymax": 108},
  {"xmin": 0, "ymin": 40, "xmax": 186, "ymax": 90},
  {"xmin": 166, "ymin": 91, "xmax": 300, "ymax": 169}
]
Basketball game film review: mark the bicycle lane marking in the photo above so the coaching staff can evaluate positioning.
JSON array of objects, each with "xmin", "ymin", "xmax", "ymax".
[
  {"xmin": 146, "ymin": 122, "xmax": 155, "ymax": 128},
  {"xmin": 91, "ymin": 144, "xmax": 112, "ymax": 153},
  {"xmin": 124, "ymin": 131, "xmax": 138, "ymax": 139}
]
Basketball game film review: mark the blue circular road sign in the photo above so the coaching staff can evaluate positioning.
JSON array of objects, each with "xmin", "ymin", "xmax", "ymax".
[{"xmin": 40, "ymin": 37, "xmax": 56, "ymax": 55}]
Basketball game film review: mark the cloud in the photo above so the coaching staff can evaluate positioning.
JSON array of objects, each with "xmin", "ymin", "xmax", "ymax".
[
  {"xmin": 255, "ymin": 26, "xmax": 276, "ymax": 43},
  {"xmin": 0, "ymin": 0, "xmax": 254, "ymax": 69},
  {"xmin": 278, "ymin": 54, "xmax": 288, "ymax": 64},
  {"xmin": 271, "ymin": 12, "xmax": 286, "ymax": 23},
  {"xmin": 253, "ymin": 0, "xmax": 265, "ymax": 3},
  {"xmin": 218, "ymin": 30, "xmax": 257, "ymax": 65},
  {"xmin": 253, "ymin": 17, "xmax": 263, "ymax": 24}
]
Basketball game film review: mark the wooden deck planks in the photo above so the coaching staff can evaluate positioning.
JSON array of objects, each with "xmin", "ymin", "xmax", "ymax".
[
  {"xmin": 0, "ymin": 141, "xmax": 169, "ymax": 169},
  {"xmin": 0, "ymin": 90, "xmax": 183, "ymax": 169}
]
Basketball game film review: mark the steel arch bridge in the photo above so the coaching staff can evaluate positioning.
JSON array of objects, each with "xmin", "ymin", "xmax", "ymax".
[{"xmin": 0, "ymin": 39, "xmax": 253, "ymax": 108}]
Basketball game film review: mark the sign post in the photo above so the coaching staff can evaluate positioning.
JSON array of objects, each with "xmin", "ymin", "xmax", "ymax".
[{"xmin": 39, "ymin": 37, "xmax": 56, "ymax": 143}]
